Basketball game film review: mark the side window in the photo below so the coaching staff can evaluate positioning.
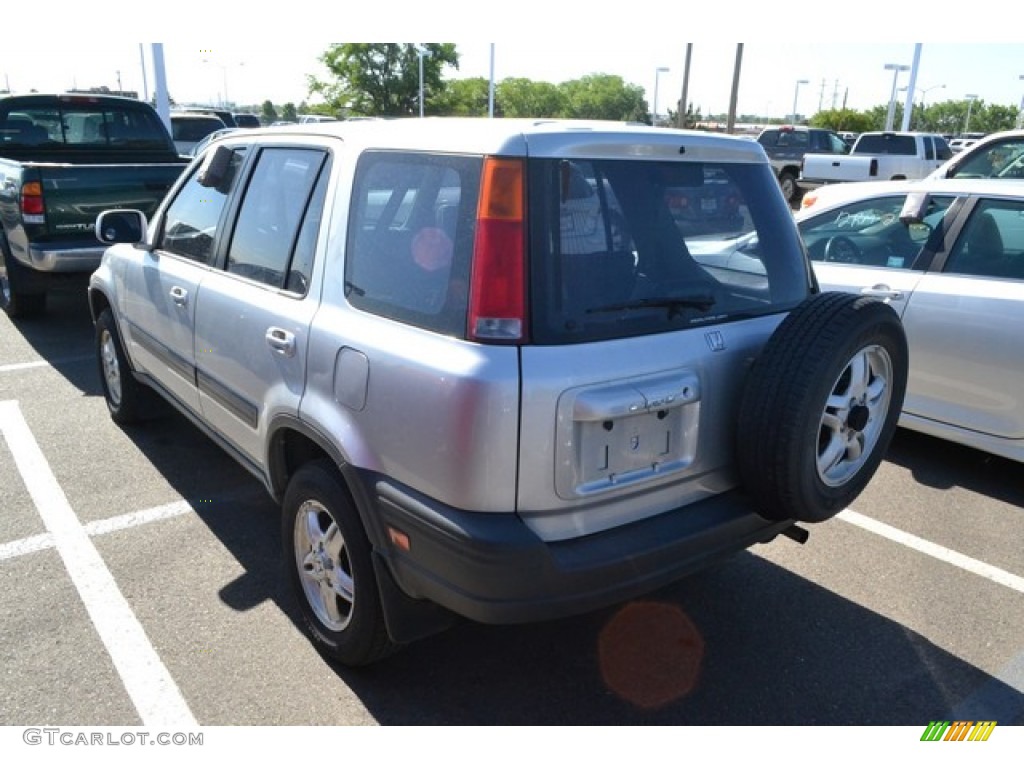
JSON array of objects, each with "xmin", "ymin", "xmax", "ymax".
[
  {"xmin": 828, "ymin": 134, "xmax": 849, "ymax": 153},
  {"xmin": 951, "ymin": 139, "xmax": 1024, "ymax": 179},
  {"xmin": 286, "ymin": 164, "xmax": 330, "ymax": 294},
  {"xmin": 799, "ymin": 195, "xmax": 954, "ymax": 268},
  {"xmin": 345, "ymin": 151, "xmax": 481, "ymax": 336},
  {"xmin": 226, "ymin": 147, "xmax": 328, "ymax": 290},
  {"xmin": 945, "ymin": 200, "xmax": 1024, "ymax": 280},
  {"xmin": 159, "ymin": 148, "xmax": 246, "ymax": 264}
]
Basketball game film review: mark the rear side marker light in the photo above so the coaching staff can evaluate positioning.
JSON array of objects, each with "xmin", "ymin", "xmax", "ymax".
[{"xmin": 387, "ymin": 526, "xmax": 411, "ymax": 552}]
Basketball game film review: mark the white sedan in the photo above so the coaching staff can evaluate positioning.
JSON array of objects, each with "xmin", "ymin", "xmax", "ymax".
[{"xmin": 795, "ymin": 178, "xmax": 1024, "ymax": 463}]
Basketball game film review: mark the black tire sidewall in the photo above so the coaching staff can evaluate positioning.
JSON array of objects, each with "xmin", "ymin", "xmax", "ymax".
[
  {"xmin": 281, "ymin": 460, "xmax": 392, "ymax": 666},
  {"xmin": 737, "ymin": 293, "xmax": 908, "ymax": 523},
  {"xmin": 0, "ymin": 238, "xmax": 46, "ymax": 318},
  {"xmin": 96, "ymin": 308, "xmax": 144, "ymax": 424}
]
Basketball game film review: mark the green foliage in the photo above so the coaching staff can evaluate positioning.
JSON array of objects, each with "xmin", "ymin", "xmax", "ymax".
[
  {"xmin": 281, "ymin": 103, "xmax": 298, "ymax": 122},
  {"xmin": 496, "ymin": 78, "xmax": 566, "ymax": 117},
  {"xmin": 433, "ymin": 77, "xmax": 492, "ymax": 116},
  {"xmin": 309, "ymin": 43, "xmax": 459, "ymax": 117},
  {"xmin": 810, "ymin": 109, "xmax": 874, "ymax": 133},
  {"xmin": 260, "ymin": 100, "xmax": 277, "ymax": 124},
  {"xmin": 561, "ymin": 74, "xmax": 647, "ymax": 121}
]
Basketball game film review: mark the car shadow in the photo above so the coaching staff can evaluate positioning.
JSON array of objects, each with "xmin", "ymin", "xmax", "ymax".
[
  {"xmin": 329, "ymin": 551, "xmax": 1024, "ymax": 726},
  {"xmin": 6, "ymin": 281, "xmax": 101, "ymax": 397},
  {"xmin": 885, "ymin": 428, "xmax": 1024, "ymax": 508}
]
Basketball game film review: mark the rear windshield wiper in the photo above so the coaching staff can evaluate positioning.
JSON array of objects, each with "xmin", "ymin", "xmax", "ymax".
[{"xmin": 587, "ymin": 294, "xmax": 717, "ymax": 318}]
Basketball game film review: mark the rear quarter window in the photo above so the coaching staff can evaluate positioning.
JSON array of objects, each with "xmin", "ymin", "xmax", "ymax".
[{"xmin": 344, "ymin": 151, "xmax": 482, "ymax": 337}]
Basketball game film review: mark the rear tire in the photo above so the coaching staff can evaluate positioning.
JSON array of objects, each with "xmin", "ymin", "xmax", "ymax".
[
  {"xmin": 736, "ymin": 292, "xmax": 908, "ymax": 523},
  {"xmin": 0, "ymin": 240, "xmax": 47, "ymax": 319},
  {"xmin": 283, "ymin": 459, "xmax": 399, "ymax": 666},
  {"xmin": 778, "ymin": 171, "xmax": 800, "ymax": 204}
]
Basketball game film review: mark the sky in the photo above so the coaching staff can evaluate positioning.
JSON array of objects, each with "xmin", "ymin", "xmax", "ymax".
[{"xmin": 2, "ymin": 5, "xmax": 1022, "ymax": 122}]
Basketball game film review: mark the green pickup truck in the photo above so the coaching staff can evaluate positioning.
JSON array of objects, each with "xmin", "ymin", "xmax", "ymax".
[{"xmin": 0, "ymin": 93, "xmax": 189, "ymax": 317}]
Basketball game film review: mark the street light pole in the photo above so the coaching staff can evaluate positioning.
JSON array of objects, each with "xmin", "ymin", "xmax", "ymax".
[
  {"xmin": 202, "ymin": 59, "xmax": 242, "ymax": 109},
  {"xmin": 418, "ymin": 47, "xmax": 431, "ymax": 118},
  {"xmin": 1016, "ymin": 75, "xmax": 1024, "ymax": 130},
  {"xmin": 791, "ymin": 79, "xmax": 808, "ymax": 123},
  {"xmin": 884, "ymin": 63, "xmax": 910, "ymax": 131},
  {"xmin": 652, "ymin": 66, "xmax": 669, "ymax": 126},
  {"xmin": 964, "ymin": 93, "xmax": 979, "ymax": 135}
]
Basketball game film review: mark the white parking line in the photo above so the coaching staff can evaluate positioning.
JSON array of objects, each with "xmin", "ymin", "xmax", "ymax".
[
  {"xmin": 0, "ymin": 501, "xmax": 194, "ymax": 564},
  {"xmin": 0, "ymin": 400, "xmax": 197, "ymax": 729},
  {"xmin": 839, "ymin": 508, "xmax": 1024, "ymax": 594},
  {"xmin": 0, "ymin": 355, "xmax": 93, "ymax": 375}
]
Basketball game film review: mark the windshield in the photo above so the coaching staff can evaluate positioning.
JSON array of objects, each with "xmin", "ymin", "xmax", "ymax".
[{"xmin": 527, "ymin": 157, "xmax": 810, "ymax": 344}]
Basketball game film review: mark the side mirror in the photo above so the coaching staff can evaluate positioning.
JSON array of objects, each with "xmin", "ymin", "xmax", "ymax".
[
  {"xmin": 197, "ymin": 144, "xmax": 233, "ymax": 190},
  {"xmin": 899, "ymin": 192, "xmax": 929, "ymax": 225},
  {"xmin": 95, "ymin": 209, "xmax": 148, "ymax": 246}
]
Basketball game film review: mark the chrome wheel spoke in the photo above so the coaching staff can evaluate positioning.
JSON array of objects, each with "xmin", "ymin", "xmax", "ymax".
[
  {"xmin": 817, "ymin": 433, "xmax": 848, "ymax": 476},
  {"xmin": 293, "ymin": 500, "xmax": 353, "ymax": 632}
]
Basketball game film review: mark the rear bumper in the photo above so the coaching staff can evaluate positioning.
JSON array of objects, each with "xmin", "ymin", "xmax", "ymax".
[
  {"xmin": 27, "ymin": 243, "xmax": 106, "ymax": 273},
  {"xmin": 363, "ymin": 475, "xmax": 794, "ymax": 625}
]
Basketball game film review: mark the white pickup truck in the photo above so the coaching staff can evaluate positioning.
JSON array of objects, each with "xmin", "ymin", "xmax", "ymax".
[{"xmin": 800, "ymin": 131, "xmax": 953, "ymax": 191}]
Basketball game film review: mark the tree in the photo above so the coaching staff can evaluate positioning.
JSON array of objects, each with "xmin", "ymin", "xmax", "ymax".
[
  {"xmin": 561, "ymin": 74, "xmax": 646, "ymax": 122},
  {"xmin": 496, "ymin": 78, "xmax": 566, "ymax": 117},
  {"xmin": 260, "ymin": 100, "xmax": 278, "ymax": 125},
  {"xmin": 810, "ymin": 108, "xmax": 874, "ymax": 134},
  {"xmin": 433, "ymin": 77, "xmax": 492, "ymax": 116},
  {"xmin": 281, "ymin": 103, "xmax": 298, "ymax": 122},
  {"xmin": 309, "ymin": 43, "xmax": 458, "ymax": 117}
]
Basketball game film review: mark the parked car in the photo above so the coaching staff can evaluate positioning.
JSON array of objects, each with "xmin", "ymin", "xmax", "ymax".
[
  {"xmin": 0, "ymin": 92, "xmax": 188, "ymax": 317},
  {"xmin": 169, "ymin": 112, "xmax": 226, "ymax": 155},
  {"xmin": 755, "ymin": 125, "xmax": 849, "ymax": 203},
  {"xmin": 800, "ymin": 131, "xmax": 953, "ymax": 190},
  {"xmin": 796, "ymin": 177, "xmax": 1024, "ymax": 463},
  {"xmin": 232, "ymin": 112, "xmax": 261, "ymax": 128},
  {"xmin": 89, "ymin": 119, "xmax": 906, "ymax": 666},
  {"xmin": 949, "ymin": 138, "xmax": 978, "ymax": 154},
  {"xmin": 187, "ymin": 127, "xmax": 239, "ymax": 158},
  {"xmin": 179, "ymin": 106, "xmax": 237, "ymax": 128},
  {"xmin": 930, "ymin": 129, "xmax": 1024, "ymax": 180}
]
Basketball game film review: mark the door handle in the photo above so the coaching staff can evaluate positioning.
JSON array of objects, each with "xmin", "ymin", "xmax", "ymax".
[
  {"xmin": 169, "ymin": 286, "xmax": 188, "ymax": 306},
  {"xmin": 265, "ymin": 327, "xmax": 296, "ymax": 357},
  {"xmin": 860, "ymin": 284, "xmax": 904, "ymax": 301}
]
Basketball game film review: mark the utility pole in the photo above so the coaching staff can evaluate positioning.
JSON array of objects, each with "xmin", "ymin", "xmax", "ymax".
[
  {"xmin": 726, "ymin": 44, "xmax": 743, "ymax": 134},
  {"xmin": 677, "ymin": 44, "xmax": 692, "ymax": 129}
]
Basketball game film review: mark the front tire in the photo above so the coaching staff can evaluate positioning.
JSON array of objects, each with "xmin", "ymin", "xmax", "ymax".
[
  {"xmin": 736, "ymin": 292, "xmax": 908, "ymax": 523},
  {"xmin": 282, "ymin": 459, "xmax": 398, "ymax": 666},
  {"xmin": 96, "ymin": 308, "xmax": 152, "ymax": 425}
]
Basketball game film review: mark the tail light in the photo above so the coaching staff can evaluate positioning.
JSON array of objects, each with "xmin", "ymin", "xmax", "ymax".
[
  {"xmin": 467, "ymin": 157, "xmax": 527, "ymax": 343},
  {"xmin": 21, "ymin": 181, "xmax": 45, "ymax": 221}
]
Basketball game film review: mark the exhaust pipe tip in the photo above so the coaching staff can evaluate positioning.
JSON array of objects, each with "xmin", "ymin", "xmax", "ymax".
[{"xmin": 781, "ymin": 524, "xmax": 810, "ymax": 545}]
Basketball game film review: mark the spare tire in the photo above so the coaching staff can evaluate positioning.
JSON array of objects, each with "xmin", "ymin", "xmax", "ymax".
[{"xmin": 736, "ymin": 292, "xmax": 908, "ymax": 523}]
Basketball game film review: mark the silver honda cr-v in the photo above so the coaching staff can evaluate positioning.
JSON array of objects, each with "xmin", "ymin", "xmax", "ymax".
[{"xmin": 90, "ymin": 118, "xmax": 907, "ymax": 666}]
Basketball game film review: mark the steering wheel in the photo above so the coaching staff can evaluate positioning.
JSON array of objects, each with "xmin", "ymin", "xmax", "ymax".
[{"xmin": 824, "ymin": 235, "xmax": 862, "ymax": 264}]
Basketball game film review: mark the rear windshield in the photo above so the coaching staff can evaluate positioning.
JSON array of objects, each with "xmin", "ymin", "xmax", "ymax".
[
  {"xmin": 0, "ymin": 101, "xmax": 173, "ymax": 151},
  {"xmin": 853, "ymin": 134, "xmax": 917, "ymax": 155},
  {"xmin": 527, "ymin": 157, "xmax": 809, "ymax": 344}
]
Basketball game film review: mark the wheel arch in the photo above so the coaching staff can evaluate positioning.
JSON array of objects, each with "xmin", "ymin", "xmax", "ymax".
[{"xmin": 265, "ymin": 416, "xmax": 379, "ymax": 538}]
